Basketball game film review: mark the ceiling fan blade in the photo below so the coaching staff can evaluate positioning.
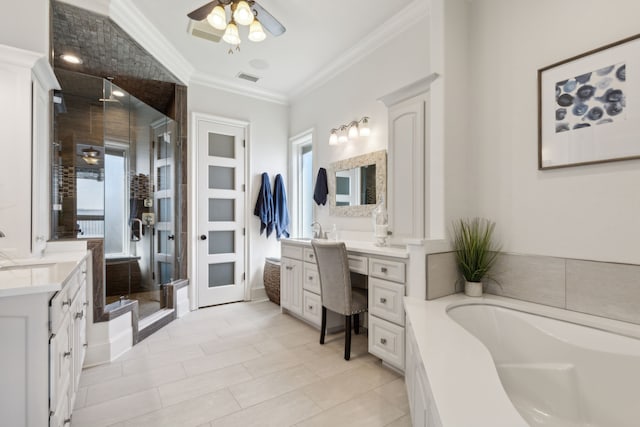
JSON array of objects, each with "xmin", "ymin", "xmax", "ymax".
[
  {"xmin": 187, "ymin": 0, "xmax": 220, "ymax": 21},
  {"xmin": 252, "ymin": 2, "xmax": 286, "ymax": 36}
]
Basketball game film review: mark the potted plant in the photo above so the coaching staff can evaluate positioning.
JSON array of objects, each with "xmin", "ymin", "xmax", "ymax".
[{"xmin": 452, "ymin": 217, "xmax": 501, "ymax": 297}]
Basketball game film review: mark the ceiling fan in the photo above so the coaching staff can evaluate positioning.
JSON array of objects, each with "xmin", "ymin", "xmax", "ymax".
[{"xmin": 187, "ymin": 0, "xmax": 285, "ymax": 51}]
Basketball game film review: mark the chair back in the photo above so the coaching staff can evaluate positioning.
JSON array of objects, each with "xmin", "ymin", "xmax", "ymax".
[{"xmin": 311, "ymin": 240, "xmax": 352, "ymax": 315}]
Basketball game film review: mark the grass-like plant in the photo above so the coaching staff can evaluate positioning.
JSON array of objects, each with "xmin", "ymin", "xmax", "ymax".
[{"xmin": 452, "ymin": 217, "xmax": 501, "ymax": 283}]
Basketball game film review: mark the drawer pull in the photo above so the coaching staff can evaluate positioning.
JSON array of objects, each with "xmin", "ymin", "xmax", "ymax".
[
  {"xmin": 308, "ymin": 254, "xmax": 314, "ymax": 259},
  {"xmin": 308, "ymin": 305, "xmax": 313, "ymax": 310},
  {"xmin": 62, "ymin": 298, "xmax": 72, "ymax": 308},
  {"xmin": 380, "ymin": 297, "xmax": 387, "ymax": 304},
  {"xmin": 63, "ymin": 350, "xmax": 72, "ymax": 358},
  {"xmin": 308, "ymin": 276, "xmax": 313, "ymax": 280},
  {"xmin": 64, "ymin": 418, "xmax": 72, "ymax": 425},
  {"xmin": 380, "ymin": 338, "xmax": 387, "ymax": 345},
  {"xmin": 381, "ymin": 267, "xmax": 388, "ymax": 273},
  {"xmin": 286, "ymin": 266, "xmax": 293, "ymax": 271},
  {"xmin": 75, "ymin": 311, "xmax": 84, "ymax": 320},
  {"xmin": 83, "ymin": 301, "xmax": 89, "ymax": 307},
  {"xmin": 83, "ymin": 343, "xmax": 88, "ymax": 348}
]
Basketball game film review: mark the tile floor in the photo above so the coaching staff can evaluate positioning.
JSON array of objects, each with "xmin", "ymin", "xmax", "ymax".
[{"xmin": 72, "ymin": 300, "xmax": 411, "ymax": 427}]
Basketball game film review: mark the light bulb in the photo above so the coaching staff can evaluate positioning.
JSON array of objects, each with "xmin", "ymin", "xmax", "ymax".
[
  {"xmin": 329, "ymin": 131, "xmax": 338, "ymax": 145},
  {"xmin": 222, "ymin": 21, "xmax": 241, "ymax": 45},
  {"xmin": 359, "ymin": 117, "xmax": 371, "ymax": 136},
  {"xmin": 207, "ymin": 5, "xmax": 227, "ymax": 30},
  {"xmin": 338, "ymin": 132, "xmax": 348, "ymax": 144},
  {"xmin": 233, "ymin": 0, "xmax": 254, "ymax": 26},
  {"xmin": 248, "ymin": 19, "xmax": 266, "ymax": 42},
  {"xmin": 348, "ymin": 123, "xmax": 359, "ymax": 139}
]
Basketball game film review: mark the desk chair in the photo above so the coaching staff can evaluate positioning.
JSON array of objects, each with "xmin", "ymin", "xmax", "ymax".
[{"xmin": 311, "ymin": 240, "xmax": 368, "ymax": 360}]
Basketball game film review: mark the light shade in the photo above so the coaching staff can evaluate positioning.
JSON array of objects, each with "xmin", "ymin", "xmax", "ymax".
[
  {"xmin": 207, "ymin": 5, "xmax": 227, "ymax": 30},
  {"xmin": 338, "ymin": 132, "xmax": 348, "ymax": 144},
  {"xmin": 222, "ymin": 21, "xmax": 241, "ymax": 45},
  {"xmin": 233, "ymin": 0, "xmax": 254, "ymax": 26},
  {"xmin": 348, "ymin": 123, "xmax": 359, "ymax": 139},
  {"xmin": 359, "ymin": 117, "xmax": 371, "ymax": 136},
  {"xmin": 329, "ymin": 130, "xmax": 338, "ymax": 145},
  {"xmin": 248, "ymin": 19, "xmax": 266, "ymax": 42}
]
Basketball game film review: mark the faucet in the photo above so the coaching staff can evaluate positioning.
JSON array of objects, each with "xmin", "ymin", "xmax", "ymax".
[
  {"xmin": 311, "ymin": 221, "xmax": 325, "ymax": 239},
  {"xmin": 130, "ymin": 218, "xmax": 143, "ymax": 241}
]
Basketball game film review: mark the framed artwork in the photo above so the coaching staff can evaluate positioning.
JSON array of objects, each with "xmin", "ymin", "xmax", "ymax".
[{"xmin": 538, "ymin": 33, "xmax": 640, "ymax": 169}]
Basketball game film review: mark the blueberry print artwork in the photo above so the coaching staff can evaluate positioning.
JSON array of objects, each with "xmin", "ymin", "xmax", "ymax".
[{"xmin": 554, "ymin": 63, "xmax": 626, "ymax": 133}]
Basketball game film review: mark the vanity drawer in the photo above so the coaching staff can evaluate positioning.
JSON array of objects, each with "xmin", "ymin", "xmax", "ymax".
[
  {"xmin": 348, "ymin": 254, "xmax": 368, "ymax": 274},
  {"xmin": 368, "ymin": 315, "xmax": 405, "ymax": 370},
  {"xmin": 282, "ymin": 243, "xmax": 304, "ymax": 260},
  {"xmin": 369, "ymin": 257, "xmax": 405, "ymax": 283},
  {"xmin": 303, "ymin": 264, "xmax": 320, "ymax": 294},
  {"xmin": 369, "ymin": 278, "xmax": 405, "ymax": 325},
  {"xmin": 302, "ymin": 290, "xmax": 322, "ymax": 326},
  {"xmin": 303, "ymin": 248, "xmax": 316, "ymax": 264}
]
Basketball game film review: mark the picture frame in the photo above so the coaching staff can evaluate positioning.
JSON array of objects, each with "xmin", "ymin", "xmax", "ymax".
[{"xmin": 538, "ymin": 33, "xmax": 640, "ymax": 169}]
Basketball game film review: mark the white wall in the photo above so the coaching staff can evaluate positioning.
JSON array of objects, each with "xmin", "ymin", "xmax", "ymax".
[
  {"xmin": 289, "ymin": 16, "xmax": 429, "ymax": 235},
  {"xmin": 468, "ymin": 0, "xmax": 640, "ymax": 264},
  {"xmin": 188, "ymin": 85, "xmax": 288, "ymax": 292},
  {"xmin": 0, "ymin": 0, "xmax": 49, "ymax": 55}
]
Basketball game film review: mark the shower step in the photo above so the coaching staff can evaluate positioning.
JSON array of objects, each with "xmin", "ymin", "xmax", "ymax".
[{"xmin": 139, "ymin": 308, "xmax": 175, "ymax": 331}]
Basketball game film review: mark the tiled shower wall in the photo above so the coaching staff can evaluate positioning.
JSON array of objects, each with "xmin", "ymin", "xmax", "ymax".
[{"xmin": 426, "ymin": 252, "xmax": 640, "ymax": 326}]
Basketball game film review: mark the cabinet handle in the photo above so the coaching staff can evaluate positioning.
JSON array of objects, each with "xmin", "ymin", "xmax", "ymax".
[
  {"xmin": 308, "ymin": 305, "xmax": 313, "ymax": 310},
  {"xmin": 286, "ymin": 266, "xmax": 293, "ymax": 270},
  {"xmin": 380, "ymin": 297, "xmax": 387, "ymax": 304},
  {"xmin": 83, "ymin": 301, "xmax": 89, "ymax": 307},
  {"xmin": 83, "ymin": 343, "xmax": 88, "ymax": 348},
  {"xmin": 380, "ymin": 338, "xmax": 387, "ymax": 345},
  {"xmin": 308, "ymin": 276, "xmax": 313, "ymax": 280},
  {"xmin": 63, "ymin": 350, "xmax": 72, "ymax": 358},
  {"xmin": 381, "ymin": 267, "xmax": 388, "ymax": 273},
  {"xmin": 63, "ymin": 418, "xmax": 72, "ymax": 425},
  {"xmin": 308, "ymin": 254, "xmax": 313, "ymax": 259},
  {"xmin": 62, "ymin": 298, "xmax": 72, "ymax": 308},
  {"xmin": 75, "ymin": 311, "xmax": 84, "ymax": 319}
]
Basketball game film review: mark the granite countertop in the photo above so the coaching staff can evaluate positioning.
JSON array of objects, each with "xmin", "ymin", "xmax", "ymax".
[{"xmin": 0, "ymin": 251, "xmax": 88, "ymax": 298}]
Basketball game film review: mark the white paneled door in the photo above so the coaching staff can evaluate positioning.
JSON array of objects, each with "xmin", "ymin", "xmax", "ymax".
[{"xmin": 196, "ymin": 118, "xmax": 246, "ymax": 307}]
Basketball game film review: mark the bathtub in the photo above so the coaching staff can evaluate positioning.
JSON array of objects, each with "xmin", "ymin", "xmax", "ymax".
[{"xmin": 404, "ymin": 294, "xmax": 640, "ymax": 427}]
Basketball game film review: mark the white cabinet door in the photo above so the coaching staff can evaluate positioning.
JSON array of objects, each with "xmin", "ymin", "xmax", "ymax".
[
  {"xmin": 388, "ymin": 93, "xmax": 427, "ymax": 242},
  {"xmin": 281, "ymin": 257, "xmax": 303, "ymax": 315}
]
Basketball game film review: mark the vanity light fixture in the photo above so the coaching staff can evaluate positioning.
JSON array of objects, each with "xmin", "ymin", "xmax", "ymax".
[{"xmin": 328, "ymin": 116, "xmax": 371, "ymax": 145}]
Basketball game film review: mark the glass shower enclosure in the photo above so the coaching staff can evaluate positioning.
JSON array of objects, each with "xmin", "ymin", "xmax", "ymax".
[{"xmin": 52, "ymin": 69, "xmax": 178, "ymax": 320}]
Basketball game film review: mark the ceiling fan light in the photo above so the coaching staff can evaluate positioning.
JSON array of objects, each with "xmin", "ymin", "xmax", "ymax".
[
  {"xmin": 233, "ymin": 1, "xmax": 254, "ymax": 26},
  {"xmin": 222, "ymin": 21, "xmax": 241, "ymax": 45},
  {"xmin": 248, "ymin": 19, "xmax": 266, "ymax": 42},
  {"xmin": 207, "ymin": 5, "xmax": 227, "ymax": 30}
]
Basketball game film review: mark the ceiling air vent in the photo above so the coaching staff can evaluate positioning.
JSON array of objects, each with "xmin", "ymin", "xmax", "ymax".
[
  {"xmin": 237, "ymin": 72, "xmax": 260, "ymax": 83},
  {"xmin": 187, "ymin": 19, "xmax": 223, "ymax": 43}
]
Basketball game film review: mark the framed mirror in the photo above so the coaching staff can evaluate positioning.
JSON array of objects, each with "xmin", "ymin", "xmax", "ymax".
[{"xmin": 329, "ymin": 150, "xmax": 386, "ymax": 216}]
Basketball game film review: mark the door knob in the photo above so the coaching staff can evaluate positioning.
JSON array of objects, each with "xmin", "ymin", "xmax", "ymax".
[
  {"xmin": 200, "ymin": 234, "xmax": 207, "ymax": 240},
  {"xmin": 168, "ymin": 234, "xmax": 175, "ymax": 240}
]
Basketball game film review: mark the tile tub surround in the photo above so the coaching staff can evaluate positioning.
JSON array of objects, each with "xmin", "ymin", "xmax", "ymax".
[
  {"xmin": 71, "ymin": 300, "xmax": 409, "ymax": 427},
  {"xmin": 426, "ymin": 251, "xmax": 640, "ymax": 326}
]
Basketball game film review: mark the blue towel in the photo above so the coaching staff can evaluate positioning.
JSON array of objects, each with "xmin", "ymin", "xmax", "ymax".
[
  {"xmin": 273, "ymin": 174, "xmax": 290, "ymax": 240},
  {"xmin": 253, "ymin": 172, "xmax": 274, "ymax": 237},
  {"xmin": 313, "ymin": 167, "xmax": 328, "ymax": 205}
]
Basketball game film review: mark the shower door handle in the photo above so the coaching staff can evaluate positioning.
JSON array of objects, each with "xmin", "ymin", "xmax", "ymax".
[{"xmin": 200, "ymin": 234, "xmax": 207, "ymax": 240}]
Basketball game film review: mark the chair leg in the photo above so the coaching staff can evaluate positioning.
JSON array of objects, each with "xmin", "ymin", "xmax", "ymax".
[
  {"xmin": 320, "ymin": 306, "xmax": 327, "ymax": 345},
  {"xmin": 344, "ymin": 315, "xmax": 352, "ymax": 360},
  {"xmin": 353, "ymin": 313, "xmax": 359, "ymax": 335}
]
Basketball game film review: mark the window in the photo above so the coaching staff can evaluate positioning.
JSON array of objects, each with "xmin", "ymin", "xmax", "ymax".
[{"xmin": 290, "ymin": 130, "xmax": 314, "ymax": 238}]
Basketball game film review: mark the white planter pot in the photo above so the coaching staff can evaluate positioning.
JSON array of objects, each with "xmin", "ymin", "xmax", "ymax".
[{"xmin": 464, "ymin": 281, "xmax": 483, "ymax": 297}]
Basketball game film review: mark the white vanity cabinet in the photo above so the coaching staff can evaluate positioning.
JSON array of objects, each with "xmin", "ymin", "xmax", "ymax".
[
  {"xmin": 0, "ymin": 254, "xmax": 89, "ymax": 427},
  {"xmin": 367, "ymin": 257, "xmax": 406, "ymax": 370}
]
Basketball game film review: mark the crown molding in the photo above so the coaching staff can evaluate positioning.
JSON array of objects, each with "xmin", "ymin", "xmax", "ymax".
[
  {"xmin": 0, "ymin": 44, "xmax": 42, "ymax": 69},
  {"xmin": 109, "ymin": 0, "xmax": 194, "ymax": 85},
  {"xmin": 33, "ymin": 58, "xmax": 61, "ymax": 90},
  {"xmin": 190, "ymin": 71, "xmax": 289, "ymax": 105},
  {"xmin": 288, "ymin": 0, "xmax": 429, "ymax": 102},
  {"xmin": 56, "ymin": 0, "xmax": 110, "ymax": 16}
]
